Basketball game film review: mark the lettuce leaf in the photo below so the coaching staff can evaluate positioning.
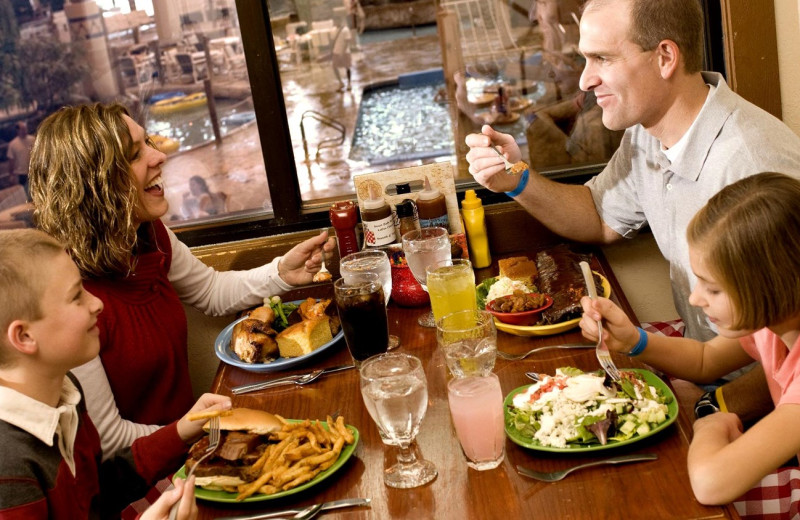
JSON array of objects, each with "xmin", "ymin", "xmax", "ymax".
[{"xmin": 476, "ymin": 277, "xmax": 498, "ymax": 310}]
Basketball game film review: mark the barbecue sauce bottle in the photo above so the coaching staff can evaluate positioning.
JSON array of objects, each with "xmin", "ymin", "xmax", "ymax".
[
  {"xmin": 416, "ymin": 176, "xmax": 449, "ymax": 231},
  {"xmin": 329, "ymin": 200, "xmax": 359, "ymax": 258},
  {"xmin": 360, "ymin": 185, "xmax": 397, "ymax": 248},
  {"xmin": 461, "ymin": 189, "xmax": 491, "ymax": 268}
]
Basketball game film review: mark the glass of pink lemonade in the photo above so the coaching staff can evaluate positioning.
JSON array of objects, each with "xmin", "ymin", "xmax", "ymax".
[{"xmin": 447, "ymin": 373, "xmax": 505, "ymax": 470}]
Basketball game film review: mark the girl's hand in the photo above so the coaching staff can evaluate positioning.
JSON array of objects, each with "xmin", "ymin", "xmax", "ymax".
[
  {"xmin": 177, "ymin": 393, "xmax": 232, "ymax": 443},
  {"xmin": 140, "ymin": 476, "xmax": 198, "ymax": 520},
  {"xmin": 579, "ymin": 296, "xmax": 640, "ymax": 354},
  {"xmin": 278, "ymin": 230, "xmax": 336, "ymax": 286}
]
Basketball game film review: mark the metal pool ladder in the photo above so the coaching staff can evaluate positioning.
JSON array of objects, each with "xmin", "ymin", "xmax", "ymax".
[{"xmin": 300, "ymin": 110, "xmax": 346, "ymax": 163}]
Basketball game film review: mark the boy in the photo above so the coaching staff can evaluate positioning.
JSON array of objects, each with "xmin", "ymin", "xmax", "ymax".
[{"xmin": 0, "ymin": 229, "xmax": 230, "ymax": 518}]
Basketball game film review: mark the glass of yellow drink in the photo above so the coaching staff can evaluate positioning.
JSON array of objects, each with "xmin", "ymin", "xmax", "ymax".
[{"xmin": 426, "ymin": 258, "xmax": 477, "ymax": 323}]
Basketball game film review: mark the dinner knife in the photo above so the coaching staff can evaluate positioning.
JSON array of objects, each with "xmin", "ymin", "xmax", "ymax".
[
  {"xmin": 215, "ymin": 498, "xmax": 371, "ymax": 520},
  {"xmin": 231, "ymin": 364, "xmax": 355, "ymax": 395}
]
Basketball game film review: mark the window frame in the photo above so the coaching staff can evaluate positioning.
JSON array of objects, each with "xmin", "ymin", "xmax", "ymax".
[{"xmin": 175, "ymin": 0, "xmax": 776, "ymax": 248}]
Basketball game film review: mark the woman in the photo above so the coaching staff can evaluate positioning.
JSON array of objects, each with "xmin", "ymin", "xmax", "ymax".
[
  {"xmin": 580, "ymin": 172, "xmax": 800, "ymax": 515},
  {"xmin": 29, "ymin": 103, "xmax": 334, "ymax": 457}
]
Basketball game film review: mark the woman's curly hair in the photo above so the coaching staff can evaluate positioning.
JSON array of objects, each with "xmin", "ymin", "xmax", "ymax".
[{"xmin": 29, "ymin": 103, "xmax": 141, "ymax": 279}]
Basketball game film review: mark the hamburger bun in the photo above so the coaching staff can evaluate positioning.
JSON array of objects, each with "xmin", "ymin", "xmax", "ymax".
[{"xmin": 202, "ymin": 408, "xmax": 283, "ymax": 435}]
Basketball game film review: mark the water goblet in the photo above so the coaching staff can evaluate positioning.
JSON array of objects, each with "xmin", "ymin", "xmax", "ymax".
[
  {"xmin": 401, "ymin": 226, "xmax": 451, "ymax": 327},
  {"xmin": 359, "ymin": 353, "xmax": 438, "ymax": 488},
  {"xmin": 340, "ymin": 249, "xmax": 400, "ymax": 350},
  {"xmin": 435, "ymin": 310, "xmax": 497, "ymax": 378}
]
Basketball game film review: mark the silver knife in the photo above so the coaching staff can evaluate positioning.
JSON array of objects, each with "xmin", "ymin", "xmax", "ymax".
[
  {"xmin": 215, "ymin": 498, "xmax": 371, "ymax": 520},
  {"xmin": 231, "ymin": 364, "xmax": 355, "ymax": 395}
]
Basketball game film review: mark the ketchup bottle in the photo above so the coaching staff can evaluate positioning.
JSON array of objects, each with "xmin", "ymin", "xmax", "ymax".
[{"xmin": 329, "ymin": 201, "xmax": 359, "ymax": 258}]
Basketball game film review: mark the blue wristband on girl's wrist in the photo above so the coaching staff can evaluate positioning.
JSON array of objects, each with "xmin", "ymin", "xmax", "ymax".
[
  {"xmin": 505, "ymin": 168, "xmax": 529, "ymax": 198},
  {"xmin": 627, "ymin": 327, "xmax": 648, "ymax": 356}
]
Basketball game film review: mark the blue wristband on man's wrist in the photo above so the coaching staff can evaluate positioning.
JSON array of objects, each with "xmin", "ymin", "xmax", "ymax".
[
  {"xmin": 505, "ymin": 168, "xmax": 529, "ymax": 198},
  {"xmin": 627, "ymin": 327, "xmax": 648, "ymax": 356}
]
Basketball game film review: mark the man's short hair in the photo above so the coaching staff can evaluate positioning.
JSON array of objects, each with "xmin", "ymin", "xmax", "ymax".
[
  {"xmin": 585, "ymin": 0, "xmax": 705, "ymax": 73},
  {"xmin": 0, "ymin": 230, "xmax": 64, "ymax": 363}
]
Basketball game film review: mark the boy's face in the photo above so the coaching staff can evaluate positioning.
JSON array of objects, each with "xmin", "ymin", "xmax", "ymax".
[{"xmin": 28, "ymin": 251, "xmax": 104, "ymax": 371}]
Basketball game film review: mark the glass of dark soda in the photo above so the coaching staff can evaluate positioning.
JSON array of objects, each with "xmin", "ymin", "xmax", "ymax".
[{"xmin": 334, "ymin": 272, "xmax": 389, "ymax": 367}]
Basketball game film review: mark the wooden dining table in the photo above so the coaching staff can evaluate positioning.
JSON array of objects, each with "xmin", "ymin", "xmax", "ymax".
[{"xmin": 195, "ymin": 244, "xmax": 740, "ymax": 520}]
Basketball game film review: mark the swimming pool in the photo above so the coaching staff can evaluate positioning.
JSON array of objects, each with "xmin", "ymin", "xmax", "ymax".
[
  {"xmin": 145, "ymin": 96, "xmax": 256, "ymax": 152},
  {"xmin": 349, "ymin": 69, "xmax": 542, "ymax": 165}
]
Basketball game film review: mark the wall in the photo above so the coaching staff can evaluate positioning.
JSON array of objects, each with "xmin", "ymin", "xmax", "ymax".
[{"xmin": 776, "ymin": 0, "xmax": 800, "ymax": 134}]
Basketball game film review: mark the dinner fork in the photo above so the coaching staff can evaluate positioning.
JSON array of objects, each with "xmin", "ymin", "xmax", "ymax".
[
  {"xmin": 169, "ymin": 415, "xmax": 221, "ymax": 520},
  {"xmin": 579, "ymin": 261, "xmax": 621, "ymax": 381},
  {"xmin": 496, "ymin": 343, "xmax": 595, "ymax": 361},
  {"xmin": 516, "ymin": 453, "xmax": 658, "ymax": 482}
]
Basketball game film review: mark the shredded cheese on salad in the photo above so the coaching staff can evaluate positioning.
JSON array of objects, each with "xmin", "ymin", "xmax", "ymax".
[{"xmin": 507, "ymin": 367, "xmax": 672, "ymax": 448}]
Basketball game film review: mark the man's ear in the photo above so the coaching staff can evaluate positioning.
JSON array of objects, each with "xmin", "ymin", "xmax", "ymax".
[
  {"xmin": 6, "ymin": 321, "xmax": 38, "ymax": 356},
  {"xmin": 656, "ymin": 39, "xmax": 680, "ymax": 79}
]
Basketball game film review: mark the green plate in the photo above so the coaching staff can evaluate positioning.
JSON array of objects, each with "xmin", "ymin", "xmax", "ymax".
[
  {"xmin": 504, "ymin": 368, "xmax": 678, "ymax": 452},
  {"xmin": 176, "ymin": 421, "xmax": 359, "ymax": 503}
]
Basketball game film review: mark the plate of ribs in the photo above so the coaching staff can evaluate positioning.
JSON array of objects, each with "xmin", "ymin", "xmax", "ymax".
[{"xmin": 479, "ymin": 245, "xmax": 611, "ymax": 337}]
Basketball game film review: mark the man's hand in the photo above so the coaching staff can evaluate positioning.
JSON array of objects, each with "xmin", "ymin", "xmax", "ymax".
[
  {"xmin": 465, "ymin": 125, "xmax": 523, "ymax": 193},
  {"xmin": 278, "ymin": 230, "xmax": 336, "ymax": 286}
]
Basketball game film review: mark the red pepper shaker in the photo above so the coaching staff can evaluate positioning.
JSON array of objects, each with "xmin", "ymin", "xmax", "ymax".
[{"xmin": 329, "ymin": 201, "xmax": 359, "ymax": 258}]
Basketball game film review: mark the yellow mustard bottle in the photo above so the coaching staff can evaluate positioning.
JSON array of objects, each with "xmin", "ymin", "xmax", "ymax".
[{"xmin": 461, "ymin": 190, "xmax": 491, "ymax": 268}]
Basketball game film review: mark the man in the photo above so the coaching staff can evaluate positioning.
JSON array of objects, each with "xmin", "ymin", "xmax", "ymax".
[
  {"xmin": 466, "ymin": 0, "xmax": 800, "ymax": 415},
  {"xmin": 7, "ymin": 121, "xmax": 35, "ymax": 198}
]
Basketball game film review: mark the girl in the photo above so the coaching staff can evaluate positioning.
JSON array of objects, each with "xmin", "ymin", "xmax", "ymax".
[{"xmin": 580, "ymin": 172, "xmax": 800, "ymax": 509}]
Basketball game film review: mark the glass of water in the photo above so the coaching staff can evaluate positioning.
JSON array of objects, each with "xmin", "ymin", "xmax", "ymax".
[
  {"xmin": 359, "ymin": 353, "xmax": 438, "ymax": 489},
  {"xmin": 435, "ymin": 310, "xmax": 497, "ymax": 378},
  {"xmin": 340, "ymin": 249, "xmax": 399, "ymax": 349},
  {"xmin": 401, "ymin": 227, "xmax": 451, "ymax": 327}
]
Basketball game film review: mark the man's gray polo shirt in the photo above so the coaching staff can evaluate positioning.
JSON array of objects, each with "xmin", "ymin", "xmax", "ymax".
[{"xmin": 587, "ymin": 72, "xmax": 800, "ymax": 340}]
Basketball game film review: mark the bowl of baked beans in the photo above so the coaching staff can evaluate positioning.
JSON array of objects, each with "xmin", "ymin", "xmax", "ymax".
[{"xmin": 486, "ymin": 291, "xmax": 553, "ymax": 326}]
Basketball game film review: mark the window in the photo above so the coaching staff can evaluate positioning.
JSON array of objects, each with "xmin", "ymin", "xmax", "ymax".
[{"xmin": 0, "ymin": 0, "xmax": 768, "ymax": 246}]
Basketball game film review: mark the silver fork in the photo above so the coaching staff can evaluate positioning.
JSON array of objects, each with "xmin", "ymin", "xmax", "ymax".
[
  {"xmin": 516, "ymin": 453, "xmax": 658, "ymax": 482},
  {"xmin": 579, "ymin": 261, "xmax": 621, "ymax": 381},
  {"xmin": 497, "ymin": 343, "xmax": 595, "ymax": 361},
  {"xmin": 169, "ymin": 415, "xmax": 221, "ymax": 519}
]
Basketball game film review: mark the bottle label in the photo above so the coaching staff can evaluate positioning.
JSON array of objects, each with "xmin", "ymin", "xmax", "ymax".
[
  {"xmin": 419, "ymin": 215, "xmax": 449, "ymax": 230},
  {"xmin": 363, "ymin": 215, "xmax": 397, "ymax": 247}
]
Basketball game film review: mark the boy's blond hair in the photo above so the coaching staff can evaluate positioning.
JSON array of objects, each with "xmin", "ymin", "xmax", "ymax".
[{"xmin": 0, "ymin": 230, "xmax": 65, "ymax": 362}]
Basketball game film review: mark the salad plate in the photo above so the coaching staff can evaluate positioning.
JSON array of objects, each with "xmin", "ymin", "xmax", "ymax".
[
  {"xmin": 478, "ymin": 272, "xmax": 611, "ymax": 337},
  {"xmin": 176, "ymin": 422, "xmax": 359, "ymax": 503},
  {"xmin": 504, "ymin": 368, "xmax": 678, "ymax": 452},
  {"xmin": 214, "ymin": 300, "xmax": 344, "ymax": 373}
]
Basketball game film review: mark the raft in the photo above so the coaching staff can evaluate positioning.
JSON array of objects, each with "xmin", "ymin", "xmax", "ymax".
[{"xmin": 149, "ymin": 92, "xmax": 208, "ymax": 115}]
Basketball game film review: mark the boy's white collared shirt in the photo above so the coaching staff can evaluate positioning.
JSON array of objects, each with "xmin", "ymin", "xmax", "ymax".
[{"xmin": 0, "ymin": 376, "xmax": 82, "ymax": 475}]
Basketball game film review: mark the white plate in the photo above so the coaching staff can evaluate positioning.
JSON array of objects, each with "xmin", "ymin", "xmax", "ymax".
[{"xmin": 214, "ymin": 301, "xmax": 344, "ymax": 373}]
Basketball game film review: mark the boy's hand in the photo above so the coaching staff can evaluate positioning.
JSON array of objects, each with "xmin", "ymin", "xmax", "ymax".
[
  {"xmin": 579, "ymin": 296, "xmax": 640, "ymax": 354},
  {"xmin": 177, "ymin": 393, "xmax": 231, "ymax": 443},
  {"xmin": 139, "ymin": 476, "xmax": 197, "ymax": 520},
  {"xmin": 277, "ymin": 230, "xmax": 336, "ymax": 286}
]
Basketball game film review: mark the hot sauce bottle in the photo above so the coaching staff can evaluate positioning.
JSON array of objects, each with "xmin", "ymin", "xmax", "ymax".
[
  {"xmin": 329, "ymin": 200, "xmax": 360, "ymax": 258},
  {"xmin": 360, "ymin": 185, "xmax": 397, "ymax": 248}
]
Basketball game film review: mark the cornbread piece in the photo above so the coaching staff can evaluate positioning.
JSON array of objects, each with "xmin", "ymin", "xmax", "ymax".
[
  {"xmin": 276, "ymin": 316, "xmax": 333, "ymax": 358},
  {"xmin": 510, "ymin": 161, "xmax": 528, "ymax": 175},
  {"xmin": 498, "ymin": 256, "xmax": 538, "ymax": 287},
  {"xmin": 231, "ymin": 319, "xmax": 278, "ymax": 363}
]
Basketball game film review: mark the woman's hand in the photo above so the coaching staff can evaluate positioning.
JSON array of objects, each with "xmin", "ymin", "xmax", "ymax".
[
  {"xmin": 579, "ymin": 296, "xmax": 640, "ymax": 354},
  {"xmin": 140, "ymin": 476, "xmax": 197, "ymax": 520},
  {"xmin": 464, "ymin": 125, "xmax": 522, "ymax": 193},
  {"xmin": 278, "ymin": 230, "xmax": 336, "ymax": 286},
  {"xmin": 176, "ymin": 393, "xmax": 232, "ymax": 443}
]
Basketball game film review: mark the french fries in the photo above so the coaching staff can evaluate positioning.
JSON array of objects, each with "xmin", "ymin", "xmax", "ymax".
[
  {"xmin": 235, "ymin": 415, "xmax": 355, "ymax": 501},
  {"xmin": 186, "ymin": 409, "xmax": 233, "ymax": 422}
]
